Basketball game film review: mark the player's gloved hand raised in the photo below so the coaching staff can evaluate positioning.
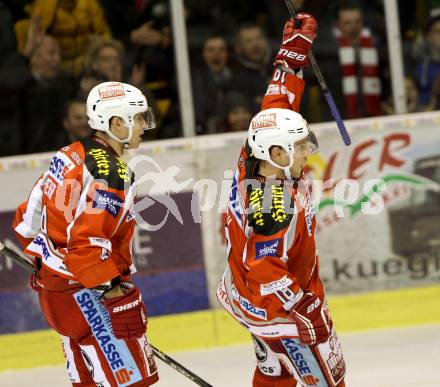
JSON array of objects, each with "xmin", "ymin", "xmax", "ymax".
[
  {"xmin": 274, "ymin": 13, "xmax": 317, "ymax": 70},
  {"xmin": 288, "ymin": 292, "xmax": 332, "ymax": 346},
  {"xmin": 103, "ymin": 286, "xmax": 147, "ymax": 340}
]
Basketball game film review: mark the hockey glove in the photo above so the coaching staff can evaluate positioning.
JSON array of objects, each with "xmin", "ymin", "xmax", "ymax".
[
  {"xmin": 288, "ymin": 292, "xmax": 332, "ymax": 346},
  {"xmin": 103, "ymin": 286, "xmax": 147, "ymax": 340},
  {"xmin": 274, "ymin": 13, "xmax": 317, "ymax": 70}
]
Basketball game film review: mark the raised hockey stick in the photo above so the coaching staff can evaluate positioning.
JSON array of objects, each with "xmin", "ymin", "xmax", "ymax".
[
  {"xmin": 0, "ymin": 242, "xmax": 213, "ymax": 387},
  {"xmin": 283, "ymin": 0, "xmax": 352, "ymax": 146}
]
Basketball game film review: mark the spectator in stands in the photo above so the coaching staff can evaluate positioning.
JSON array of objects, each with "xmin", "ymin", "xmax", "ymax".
[
  {"xmin": 99, "ymin": 0, "xmax": 173, "ymax": 92},
  {"xmin": 422, "ymin": 71, "xmax": 440, "ymax": 111},
  {"xmin": 85, "ymin": 37, "xmax": 163, "ymax": 138},
  {"xmin": 0, "ymin": 2, "xmax": 31, "ymax": 156},
  {"xmin": 381, "ymin": 76, "xmax": 431, "ymax": 114},
  {"xmin": 63, "ymin": 98, "xmax": 91, "ymax": 143},
  {"xmin": 413, "ymin": 14, "xmax": 440, "ymax": 107},
  {"xmin": 192, "ymin": 35, "xmax": 234, "ymax": 134},
  {"xmin": 85, "ymin": 37, "xmax": 146, "ymax": 87},
  {"xmin": 21, "ymin": 34, "xmax": 76, "ymax": 153},
  {"xmin": 231, "ymin": 23, "xmax": 273, "ymax": 112},
  {"xmin": 99, "ymin": 1, "xmax": 178, "ymax": 137},
  {"xmin": 184, "ymin": 0, "xmax": 240, "ymax": 48},
  {"xmin": 86, "ymin": 38, "xmax": 124, "ymax": 83},
  {"xmin": 404, "ymin": 77, "xmax": 426, "ymax": 112},
  {"xmin": 15, "ymin": 0, "xmax": 111, "ymax": 76},
  {"xmin": 100, "ymin": 0, "xmax": 171, "ymax": 50},
  {"xmin": 333, "ymin": 1, "xmax": 382, "ymax": 118},
  {"xmin": 77, "ymin": 69, "xmax": 108, "ymax": 99},
  {"xmin": 29, "ymin": 34, "xmax": 61, "ymax": 80},
  {"xmin": 1, "ymin": 0, "xmax": 32, "ymax": 22},
  {"xmin": 221, "ymin": 91, "xmax": 252, "ymax": 132},
  {"xmin": 307, "ymin": 1, "xmax": 383, "ymax": 121}
]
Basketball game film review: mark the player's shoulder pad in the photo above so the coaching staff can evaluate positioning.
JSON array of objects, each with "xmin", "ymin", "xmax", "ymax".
[
  {"xmin": 82, "ymin": 138, "xmax": 134, "ymax": 189},
  {"xmin": 247, "ymin": 183, "xmax": 293, "ymax": 236}
]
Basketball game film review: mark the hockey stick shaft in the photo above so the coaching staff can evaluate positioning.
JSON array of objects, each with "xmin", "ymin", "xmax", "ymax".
[
  {"xmin": 284, "ymin": 0, "xmax": 352, "ymax": 146},
  {"xmin": 151, "ymin": 344, "xmax": 213, "ymax": 387},
  {"xmin": 0, "ymin": 242, "xmax": 35, "ymax": 273},
  {"xmin": 0, "ymin": 242, "xmax": 213, "ymax": 387}
]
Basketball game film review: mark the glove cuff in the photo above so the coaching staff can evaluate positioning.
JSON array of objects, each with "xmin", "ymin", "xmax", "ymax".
[
  {"xmin": 274, "ymin": 62, "xmax": 304, "ymax": 77},
  {"xmin": 283, "ymin": 32, "xmax": 314, "ymax": 45},
  {"xmin": 282, "ymin": 288, "xmax": 304, "ymax": 311}
]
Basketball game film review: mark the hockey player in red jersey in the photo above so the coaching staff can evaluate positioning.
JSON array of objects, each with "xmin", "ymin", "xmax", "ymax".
[
  {"xmin": 13, "ymin": 82, "xmax": 159, "ymax": 386},
  {"xmin": 217, "ymin": 15, "xmax": 346, "ymax": 387}
]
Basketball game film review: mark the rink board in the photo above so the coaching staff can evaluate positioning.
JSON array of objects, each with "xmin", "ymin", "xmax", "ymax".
[
  {"xmin": 1, "ymin": 112, "xmax": 440, "ymax": 315},
  {"xmin": 0, "ymin": 284, "xmax": 439, "ymax": 371},
  {"xmin": 0, "ymin": 193, "xmax": 210, "ymax": 334}
]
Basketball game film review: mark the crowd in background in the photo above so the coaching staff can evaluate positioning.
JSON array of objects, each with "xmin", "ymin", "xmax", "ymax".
[{"xmin": 0, "ymin": 0, "xmax": 439, "ymax": 156}]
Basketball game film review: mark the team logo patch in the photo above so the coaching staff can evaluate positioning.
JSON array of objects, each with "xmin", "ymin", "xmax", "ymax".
[
  {"xmin": 252, "ymin": 336, "xmax": 267, "ymax": 363},
  {"xmin": 260, "ymin": 275, "xmax": 293, "ymax": 295},
  {"xmin": 80, "ymin": 350, "xmax": 95, "ymax": 378},
  {"xmin": 141, "ymin": 337, "xmax": 157, "ymax": 376},
  {"xmin": 327, "ymin": 334, "xmax": 346, "ymax": 382},
  {"xmin": 93, "ymin": 190, "xmax": 124, "ymax": 217},
  {"xmin": 255, "ymin": 239, "xmax": 280, "ymax": 259},
  {"xmin": 48, "ymin": 152, "xmax": 73, "ymax": 185},
  {"xmin": 320, "ymin": 330, "xmax": 346, "ymax": 384}
]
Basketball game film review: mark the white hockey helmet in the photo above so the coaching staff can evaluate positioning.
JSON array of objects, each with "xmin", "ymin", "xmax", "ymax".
[
  {"xmin": 248, "ymin": 108, "xmax": 318, "ymax": 179},
  {"xmin": 87, "ymin": 81, "xmax": 155, "ymax": 145}
]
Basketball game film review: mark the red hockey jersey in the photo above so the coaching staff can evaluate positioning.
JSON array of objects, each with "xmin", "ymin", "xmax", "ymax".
[
  {"xmin": 223, "ymin": 70, "xmax": 325, "ymax": 325},
  {"xmin": 13, "ymin": 137, "xmax": 136, "ymax": 289}
]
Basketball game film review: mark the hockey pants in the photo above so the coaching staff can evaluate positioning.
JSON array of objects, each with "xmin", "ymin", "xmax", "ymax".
[
  {"xmin": 251, "ymin": 333, "xmax": 346, "ymax": 387},
  {"xmin": 37, "ymin": 285, "xmax": 158, "ymax": 386}
]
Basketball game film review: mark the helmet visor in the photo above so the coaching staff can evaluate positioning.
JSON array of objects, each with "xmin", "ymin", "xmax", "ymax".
[
  {"xmin": 293, "ymin": 131, "xmax": 319, "ymax": 157},
  {"xmin": 141, "ymin": 107, "xmax": 156, "ymax": 130}
]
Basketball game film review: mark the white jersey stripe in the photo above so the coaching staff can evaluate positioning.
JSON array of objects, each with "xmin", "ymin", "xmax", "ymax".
[
  {"xmin": 15, "ymin": 172, "xmax": 48, "ymax": 238},
  {"xmin": 61, "ymin": 335, "xmax": 81, "ymax": 383},
  {"xmin": 66, "ymin": 167, "xmax": 94, "ymax": 243},
  {"xmin": 78, "ymin": 344, "xmax": 112, "ymax": 387}
]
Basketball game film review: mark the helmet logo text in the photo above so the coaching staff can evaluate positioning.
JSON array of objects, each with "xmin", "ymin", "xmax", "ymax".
[
  {"xmin": 252, "ymin": 114, "xmax": 277, "ymax": 130},
  {"xmin": 98, "ymin": 83, "xmax": 126, "ymax": 99}
]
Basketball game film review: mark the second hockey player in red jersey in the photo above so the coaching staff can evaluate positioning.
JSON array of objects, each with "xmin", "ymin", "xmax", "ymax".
[
  {"xmin": 13, "ymin": 82, "xmax": 159, "ymax": 386},
  {"xmin": 217, "ymin": 14, "xmax": 347, "ymax": 387}
]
